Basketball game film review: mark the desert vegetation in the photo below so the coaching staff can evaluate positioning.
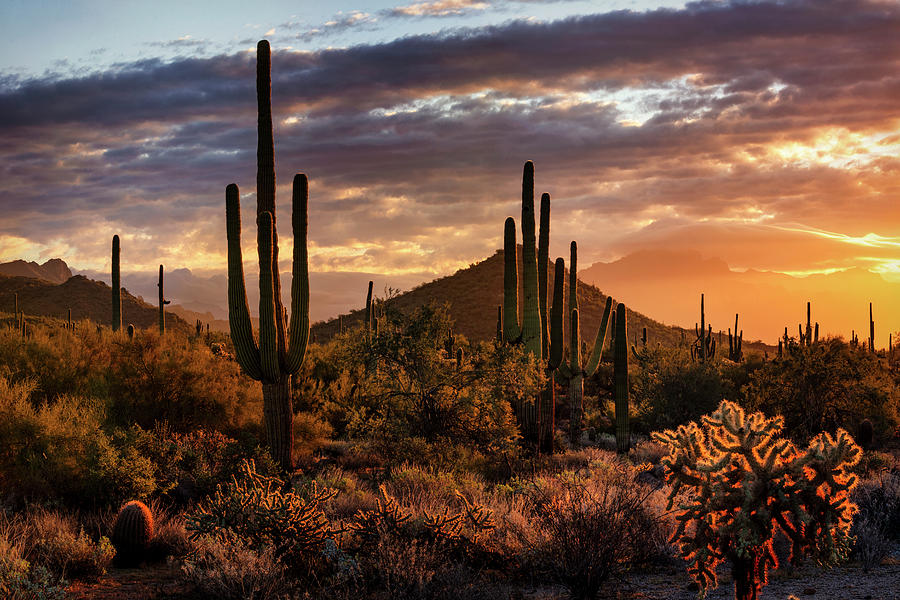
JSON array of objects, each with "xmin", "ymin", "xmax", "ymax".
[{"xmin": 1, "ymin": 39, "xmax": 899, "ymax": 600}]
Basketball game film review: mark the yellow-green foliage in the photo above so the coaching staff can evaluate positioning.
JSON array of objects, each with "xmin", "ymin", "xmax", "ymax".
[
  {"xmin": 653, "ymin": 400, "xmax": 861, "ymax": 600},
  {"xmin": 0, "ymin": 376, "xmax": 156, "ymax": 505},
  {"xmin": 0, "ymin": 323, "xmax": 261, "ymax": 432}
]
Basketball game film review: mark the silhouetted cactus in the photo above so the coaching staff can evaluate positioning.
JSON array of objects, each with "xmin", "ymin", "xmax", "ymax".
[
  {"xmin": 727, "ymin": 313, "xmax": 743, "ymax": 362},
  {"xmin": 869, "ymin": 302, "xmax": 875, "ymax": 352},
  {"xmin": 551, "ymin": 242, "xmax": 612, "ymax": 444},
  {"xmin": 127, "ymin": 324, "xmax": 135, "ymax": 339},
  {"xmin": 112, "ymin": 500, "xmax": 154, "ymax": 567},
  {"xmin": 111, "ymin": 235, "xmax": 121, "ymax": 331},
  {"xmin": 502, "ymin": 162, "xmax": 548, "ymax": 449},
  {"xmin": 691, "ymin": 293, "xmax": 715, "ymax": 362},
  {"xmin": 444, "ymin": 327, "xmax": 455, "ymax": 358},
  {"xmin": 226, "ymin": 40, "xmax": 310, "ymax": 471},
  {"xmin": 158, "ymin": 265, "xmax": 170, "ymax": 334},
  {"xmin": 365, "ymin": 280, "xmax": 374, "ymax": 338},
  {"xmin": 614, "ymin": 303, "xmax": 629, "ymax": 453}
]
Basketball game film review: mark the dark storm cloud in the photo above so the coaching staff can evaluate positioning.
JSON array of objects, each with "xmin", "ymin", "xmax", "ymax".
[{"xmin": 1, "ymin": 0, "xmax": 899, "ymax": 322}]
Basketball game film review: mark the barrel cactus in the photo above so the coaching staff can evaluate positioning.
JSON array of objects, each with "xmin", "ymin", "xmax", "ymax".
[{"xmin": 111, "ymin": 500, "xmax": 155, "ymax": 567}]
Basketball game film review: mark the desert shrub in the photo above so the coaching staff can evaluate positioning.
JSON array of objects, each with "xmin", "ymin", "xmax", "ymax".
[
  {"xmin": 631, "ymin": 346, "xmax": 732, "ymax": 433},
  {"xmin": 0, "ymin": 376, "xmax": 156, "ymax": 506},
  {"xmin": 26, "ymin": 510, "xmax": 114, "ymax": 581},
  {"xmin": 654, "ymin": 400, "xmax": 861, "ymax": 600},
  {"xmin": 511, "ymin": 466, "xmax": 663, "ymax": 600},
  {"xmin": 0, "ymin": 518, "xmax": 67, "ymax": 600},
  {"xmin": 106, "ymin": 331, "xmax": 260, "ymax": 432},
  {"xmin": 346, "ymin": 485, "xmax": 501, "ymax": 599},
  {"xmin": 385, "ymin": 464, "xmax": 483, "ymax": 508},
  {"xmin": 185, "ymin": 459, "xmax": 335, "ymax": 569},
  {"xmin": 744, "ymin": 338, "xmax": 899, "ymax": 442},
  {"xmin": 146, "ymin": 503, "xmax": 191, "ymax": 562},
  {"xmin": 0, "ymin": 325, "xmax": 112, "ymax": 405},
  {"xmin": 851, "ymin": 469, "xmax": 900, "ymax": 570},
  {"xmin": 182, "ymin": 535, "xmax": 293, "ymax": 600},
  {"xmin": 315, "ymin": 304, "xmax": 536, "ymax": 469},
  {"xmin": 130, "ymin": 422, "xmax": 279, "ymax": 505}
]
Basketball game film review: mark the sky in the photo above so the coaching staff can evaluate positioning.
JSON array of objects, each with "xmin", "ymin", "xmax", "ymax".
[{"xmin": 1, "ymin": 0, "xmax": 899, "ymax": 338}]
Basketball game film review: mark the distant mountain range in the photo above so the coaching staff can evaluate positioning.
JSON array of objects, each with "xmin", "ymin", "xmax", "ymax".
[
  {"xmin": 0, "ymin": 269, "xmax": 191, "ymax": 333},
  {"xmin": 579, "ymin": 249, "xmax": 900, "ymax": 345},
  {"xmin": 11, "ymin": 248, "xmax": 893, "ymax": 350},
  {"xmin": 0, "ymin": 259, "xmax": 72, "ymax": 284}
]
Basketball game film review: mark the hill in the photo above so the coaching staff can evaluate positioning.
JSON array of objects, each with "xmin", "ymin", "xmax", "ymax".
[
  {"xmin": 311, "ymin": 248, "xmax": 772, "ymax": 355},
  {"xmin": 0, "ymin": 273, "xmax": 191, "ymax": 333},
  {"xmin": 0, "ymin": 258, "xmax": 72, "ymax": 284}
]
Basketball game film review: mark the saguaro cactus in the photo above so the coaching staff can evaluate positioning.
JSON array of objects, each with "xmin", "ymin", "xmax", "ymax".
[
  {"xmin": 692, "ymin": 293, "xmax": 715, "ymax": 362},
  {"xmin": 614, "ymin": 303, "xmax": 629, "ymax": 453},
  {"xmin": 727, "ymin": 313, "xmax": 743, "ymax": 362},
  {"xmin": 226, "ymin": 40, "xmax": 310, "ymax": 471},
  {"xmin": 365, "ymin": 280, "xmax": 374, "ymax": 337},
  {"xmin": 502, "ymin": 161, "xmax": 547, "ymax": 447},
  {"xmin": 869, "ymin": 302, "xmax": 875, "ymax": 352},
  {"xmin": 111, "ymin": 235, "xmax": 122, "ymax": 331},
  {"xmin": 551, "ymin": 242, "xmax": 613, "ymax": 444},
  {"xmin": 158, "ymin": 265, "xmax": 171, "ymax": 334}
]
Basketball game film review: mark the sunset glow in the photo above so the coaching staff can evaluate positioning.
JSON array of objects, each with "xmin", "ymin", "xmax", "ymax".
[{"xmin": 0, "ymin": 0, "xmax": 898, "ymax": 338}]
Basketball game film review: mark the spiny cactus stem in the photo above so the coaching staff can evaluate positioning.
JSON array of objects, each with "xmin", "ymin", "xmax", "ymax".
[
  {"xmin": 538, "ymin": 192, "xmax": 550, "ymax": 360},
  {"xmin": 502, "ymin": 217, "xmax": 521, "ymax": 343},
  {"xmin": 112, "ymin": 235, "xmax": 121, "ymax": 332},
  {"xmin": 226, "ymin": 184, "xmax": 264, "ymax": 381},
  {"xmin": 614, "ymin": 303, "xmax": 629, "ymax": 453}
]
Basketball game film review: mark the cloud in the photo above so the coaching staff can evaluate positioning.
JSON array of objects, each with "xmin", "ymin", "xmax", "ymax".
[
  {"xmin": 389, "ymin": 0, "xmax": 489, "ymax": 18},
  {"xmin": 1, "ymin": 0, "xmax": 899, "ymax": 322}
]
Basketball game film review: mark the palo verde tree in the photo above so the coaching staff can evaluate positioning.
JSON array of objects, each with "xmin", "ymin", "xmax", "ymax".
[
  {"xmin": 226, "ymin": 40, "xmax": 310, "ymax": 471},
  {"xmin": 653, "ymin": 400, "xmax": 860, "ymax": 600}
]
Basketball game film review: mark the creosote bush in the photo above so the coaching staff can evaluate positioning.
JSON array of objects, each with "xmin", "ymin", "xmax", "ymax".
[
  {"xmin": 512, "ymin": 465, "xmax": 665, "ymax": 600},
  {"xmin": 653, "ymin": 400, "xmax": 861, "ymax": 600}
]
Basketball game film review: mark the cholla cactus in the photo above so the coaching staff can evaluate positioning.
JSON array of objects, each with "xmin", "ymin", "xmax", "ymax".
[
  {"xmin": 653, "ymin": 400, "xmax": 860, "ymax": 600},
  {"xmin": 186, "ymin": 459, "xmax": 334, "ymax": 559},
  {"xmin": 350, "ymin": 485, "xmax": 411, "ymax": 542}
]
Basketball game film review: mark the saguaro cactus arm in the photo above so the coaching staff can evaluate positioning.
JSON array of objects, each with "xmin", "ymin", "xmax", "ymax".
[
  {"xmin": 584, "ymin": 296, "xmax": 613, "ymax": 376},
  {"xmin": 226, "ymin": 184, "xmax": 264, "ymax": 380},
  {"xmin": 549, "ymin": 257, "xmax": 566, "ymax": 373},
  {"xmin": 284, "ymin": 174, "xmax": 310, "ymax": 373},
  {"xmin": 538, "ymin": 193, "xmax": 550, "ymax": 360},
  {"xmin": 502, "ymin": 217, "xmax": 522, "ymax": 343},
  {"xmin": 111, "ymin": 235, "xmax": 121, "ymax": 331}
]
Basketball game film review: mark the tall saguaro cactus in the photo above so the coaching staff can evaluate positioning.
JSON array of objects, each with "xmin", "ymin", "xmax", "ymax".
[
  {"xmin": 869, "ymin": 302, "xmax": 875, "ymax": 352},
  {"xmin": 502, "ymin": 161, "xmax": 547, "ymax": 448},
  {"xmin": 551, "ymin": 241, "xmax": 613, "ymax": 444},
  {"xmin": 614, "ymin": 303, "xmax": 629, "ymax": 453},
  {"xmin": 226, "ymin": 40, "xmax": 310, "ymax": 471},
  {"xmin": 158, "ymin": 265, "xmax": 171, "ymax": 334},
  {"xmin": 727, "ymin": 313, "xmax": 743, "ymax": 362},
  {"xmin": 692, "ymin": 293, "xmax": 715, "ymax": 362},
  {"xmin": 112, "ymin": 235, "xmax": 122, "ymax": 331}
]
